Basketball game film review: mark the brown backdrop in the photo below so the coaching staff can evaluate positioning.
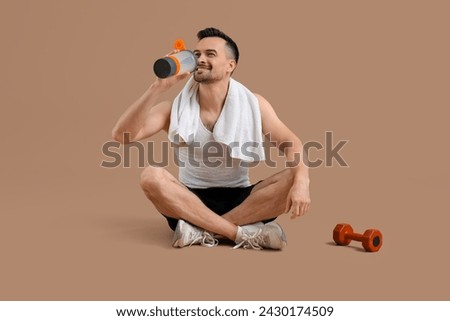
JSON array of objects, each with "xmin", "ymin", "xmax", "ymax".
[{"xmin": 1, "ymin": 0, "xmax": 449, "ymax": 300}]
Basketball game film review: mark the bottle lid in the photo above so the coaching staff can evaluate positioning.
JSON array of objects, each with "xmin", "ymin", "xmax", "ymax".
[{"xmin": 174, "ymin": 39, "xmax": 186, "ymax": 51}]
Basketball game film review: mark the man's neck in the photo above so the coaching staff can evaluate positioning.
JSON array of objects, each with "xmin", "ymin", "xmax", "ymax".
[{"xmin": 198, "ymin": 78, "xmax": 230, "ymax": 113}]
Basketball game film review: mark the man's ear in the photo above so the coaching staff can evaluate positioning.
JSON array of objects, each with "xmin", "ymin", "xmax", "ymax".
[{"xmin": 228, "ymin": 60, "xmax": 237, "ymax": 73}]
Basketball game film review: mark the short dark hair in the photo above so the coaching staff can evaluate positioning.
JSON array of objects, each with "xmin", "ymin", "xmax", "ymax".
[{"xmin": 197, "ymin": 27, "xmax": 239, "ymax": 63}]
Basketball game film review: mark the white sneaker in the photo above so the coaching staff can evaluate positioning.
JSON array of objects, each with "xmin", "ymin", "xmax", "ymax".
[
  {"xmin": 233, "ymin": 222, "xmax": 287, "ymax": 250},
  {"xmin": 172, "ymin": 220, "xmax": 218, "ymax": 248},
  {"xmin": 240, "ymin": 221, "xmax": 264, "ymax": 234}
]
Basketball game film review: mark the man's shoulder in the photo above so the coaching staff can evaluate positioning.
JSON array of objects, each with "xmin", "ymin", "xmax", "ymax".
[{"xmin": 252, "ymin": 93, "xmax": 271, "ymax": 109}]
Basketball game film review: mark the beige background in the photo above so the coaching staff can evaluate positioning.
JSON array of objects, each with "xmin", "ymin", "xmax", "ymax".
[{"xmin": 1, "ymin": 0, "xmax": 449, "ymax": 300}]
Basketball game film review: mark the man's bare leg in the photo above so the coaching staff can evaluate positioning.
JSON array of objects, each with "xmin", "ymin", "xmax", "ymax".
[
  {"xmin": 221, "ymin": 169, "xmax": 294, "ymax": 226},
  {"xmin": 140, "ymin": 165, "xmax": 238, "ymax": 240}
]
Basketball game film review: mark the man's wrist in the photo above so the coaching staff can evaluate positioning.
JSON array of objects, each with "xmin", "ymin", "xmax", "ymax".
[
  {"xmin": 290, "ymin": 167, "xmax": 310, "ymax": 185},
  {"xmin": 148, "ymin": 81, "xmax": 166, "ymax": 94}
]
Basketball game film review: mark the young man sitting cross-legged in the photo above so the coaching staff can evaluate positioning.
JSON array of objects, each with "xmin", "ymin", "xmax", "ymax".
[{"xmin": 112, "ymin": 28, "xmax": 311, "ymax": 250}]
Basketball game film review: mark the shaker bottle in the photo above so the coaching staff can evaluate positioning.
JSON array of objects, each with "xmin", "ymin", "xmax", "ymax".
[{"xmin": 153, "ymin": 39, "xmax": 197, "ymax": 78}]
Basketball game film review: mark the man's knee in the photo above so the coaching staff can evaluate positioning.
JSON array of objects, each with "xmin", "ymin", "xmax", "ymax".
[
  {"xmin": 283, "ymin": 168, "xmax": 295, "ymax": 184},
  {"xmin": 140, "ymin": 166, "xmax": 166, "ymax": 195}
]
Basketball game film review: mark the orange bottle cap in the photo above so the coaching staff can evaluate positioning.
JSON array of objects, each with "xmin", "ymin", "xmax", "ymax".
[{"xmin": 173, "ymin": 39, "xmax": 186, "ymax": 51}]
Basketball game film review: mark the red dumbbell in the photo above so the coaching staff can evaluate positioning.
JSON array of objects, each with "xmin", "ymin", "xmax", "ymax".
[{"xmin": 333, "ymin": 223, "xmax": 382, "ymax": 252}]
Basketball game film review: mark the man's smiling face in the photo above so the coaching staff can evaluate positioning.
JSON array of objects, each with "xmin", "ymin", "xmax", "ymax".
[{"xmin": 193, "ymin": 37, "xmax": 236, "ymax": 83}]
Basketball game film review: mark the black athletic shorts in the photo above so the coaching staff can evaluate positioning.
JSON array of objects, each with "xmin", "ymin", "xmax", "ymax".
[{"xmin": 162, "ymin": 181, "xmax": 275, "ymax": 231}]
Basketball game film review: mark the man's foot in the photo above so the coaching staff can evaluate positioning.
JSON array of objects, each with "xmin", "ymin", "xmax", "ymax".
[
  {"xmin": 172, "ymin": 220, "xmax": 218, "ymax": 248},
  {"xmin": 233, "ymin": 222, "xmax": 287, "ymax": 250}
]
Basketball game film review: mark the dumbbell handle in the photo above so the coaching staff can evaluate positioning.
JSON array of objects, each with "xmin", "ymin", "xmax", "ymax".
[{"xmin": 345, "ymin": 231, "xmax": 364, "ymax": 242}]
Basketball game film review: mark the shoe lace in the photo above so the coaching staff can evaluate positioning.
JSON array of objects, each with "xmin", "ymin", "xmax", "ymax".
[
  {"xmin": 188, "ymin": 231, "xmax": 218, "ymax": 247},
  {"xmin": 232, "ymin": 229, "xmax": 264, "ymax": 250},
  {"xmin": 201, "ymin": 231, "xmax": 219, "ymax": 247}
]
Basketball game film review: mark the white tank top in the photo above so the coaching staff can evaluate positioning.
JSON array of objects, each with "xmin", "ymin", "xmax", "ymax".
[{"xmin": 175, "ymin": 121, "xmax": 251, "ymax": 188}]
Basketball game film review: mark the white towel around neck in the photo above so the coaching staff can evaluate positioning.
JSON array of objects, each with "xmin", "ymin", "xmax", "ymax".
[{"xmin": 168, "ymin": 77, "xmax": 265, "ymax": 162}]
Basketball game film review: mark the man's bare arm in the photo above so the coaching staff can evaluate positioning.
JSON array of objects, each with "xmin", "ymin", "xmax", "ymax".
[
  {"xmin": 256, "ymin": 94, "xmax": 309, "ymax": 181},
  {"xmin": 256, "ymin": 93, "xmax": 311, "ymax": 218},
  {"xmin": 112, "ymin": 73, "xmax": 189, "ymax": 144}
]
